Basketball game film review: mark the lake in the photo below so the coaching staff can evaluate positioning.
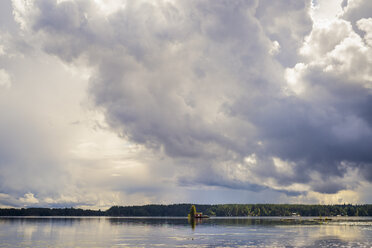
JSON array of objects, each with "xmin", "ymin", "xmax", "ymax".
[{"xmin": 1, "ymin": 216, "xmax": 372, "ymax": 247}]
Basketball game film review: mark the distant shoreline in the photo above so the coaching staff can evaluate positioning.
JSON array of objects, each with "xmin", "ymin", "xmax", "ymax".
[{"xmin": 1, "ymin": 204, "xmax": 371, "ymax": 217}]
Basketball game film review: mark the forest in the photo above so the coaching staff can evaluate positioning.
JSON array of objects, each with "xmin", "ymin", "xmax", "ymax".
[{"xmin": 1, "ymin": 204, "xmax": 372, "ymax": 216}]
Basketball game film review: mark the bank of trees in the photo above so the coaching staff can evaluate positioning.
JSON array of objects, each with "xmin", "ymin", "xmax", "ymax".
[
  {"xmin": 202, "ymin": 204, "xmax": 372, "ymax": 217},
  {"xmin": 1, "ymin": 204, "xmax": 371, "ymax": 216},
  {"xmin": 0, "ymin": 207, "xmax": 104, "ymax": 216},
  {"xmin": 105, "ymin": 204, "xmax": 372, "ymax": 217}
]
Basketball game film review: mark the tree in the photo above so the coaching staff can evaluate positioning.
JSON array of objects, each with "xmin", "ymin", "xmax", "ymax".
[{"xmin": 190, "ymin": 205, "xmax": 196, "ymax": 217}]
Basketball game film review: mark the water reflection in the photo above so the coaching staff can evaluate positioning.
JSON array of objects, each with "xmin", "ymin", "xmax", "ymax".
[
  {"xmin": 0, "ymin": 217, "xmax": 371, "ymax": 247},
  {"xmin": 188, "ymin": 217, "xmax": 207, "ymax": 230}
]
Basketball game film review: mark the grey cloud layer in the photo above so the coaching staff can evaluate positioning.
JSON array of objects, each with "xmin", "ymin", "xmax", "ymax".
[{"xmin": 9, "ymin": 0, "xmax": 372, "ymax": 197}]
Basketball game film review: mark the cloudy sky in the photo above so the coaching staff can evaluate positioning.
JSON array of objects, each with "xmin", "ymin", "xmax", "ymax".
[{"xmin": 0, "ymin": 0, "xmax": 371, "ymax": 209}]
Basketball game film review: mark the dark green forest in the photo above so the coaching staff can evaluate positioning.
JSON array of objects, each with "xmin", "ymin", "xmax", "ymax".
[{"xmin": 1, "ymin": 204, "xmax": 372, "ymax": 217}]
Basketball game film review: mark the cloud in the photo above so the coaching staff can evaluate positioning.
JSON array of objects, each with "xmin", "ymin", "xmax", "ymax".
[
  {"xmin": 277, "ymin": 6, "xmax": 372, "ymax": 189},
  {"xmin": 19, "ymin": 193, "xmax": 39, "ymax": 205},
  {"xmin": 342, "ymin": 0, "xmax": 372, "ymax": 26},
  {"xmin": 0, "ymin": 69, "xmax": 11, "ymax": 88},
  {"xmin": 357, "ymin": 18, "xmax": 372, "ymax": 46},
  {"xmin": 1, "ymin": 0, "xmax": 371, "ymax": 207},
  {"xmin": 255, "ymin": 0, "xmax": 312, "ymax": 66}
]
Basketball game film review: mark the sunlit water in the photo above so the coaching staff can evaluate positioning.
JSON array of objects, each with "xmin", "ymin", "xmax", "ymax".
[{"xmin": 1, "ymin": 217, "xmax": 372, "ymax": 247}]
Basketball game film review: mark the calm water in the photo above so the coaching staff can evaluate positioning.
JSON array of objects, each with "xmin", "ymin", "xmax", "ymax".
[{"xmin": 1, "ymin": 217, "xmax": 372, "ymax": 247}]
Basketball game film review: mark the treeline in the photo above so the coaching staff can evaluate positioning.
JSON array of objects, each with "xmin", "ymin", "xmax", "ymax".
[
  {"xmin": 106, "ymin": 204, "xmax": 372, "ymax": 217},
  {"xmin": 1, "ymin": 204, "xmax": 372, "ymax": 217},
  {"xmin": 0, "ymin": 208, "xmax": 104, "ymax": 216}
]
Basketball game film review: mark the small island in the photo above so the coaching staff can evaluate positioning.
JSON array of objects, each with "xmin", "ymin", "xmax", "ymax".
[{"xmin": 188, "ymin": 205, "xmax": 209, "ymax": 218}]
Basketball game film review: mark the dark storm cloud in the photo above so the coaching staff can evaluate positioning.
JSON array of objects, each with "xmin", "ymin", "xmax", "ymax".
[
  {"xmin": 10, "ymin": 0, "xmax": 372, "ymax": 197},
  {"xmin": 312, "ymin": 181, "xmax": 347, "ymax": 194}
]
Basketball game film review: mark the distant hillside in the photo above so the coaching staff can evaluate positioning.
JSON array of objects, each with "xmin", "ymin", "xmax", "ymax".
[{"xmin": 1, "ymin": 204, "xmax": 371, "ymax": 217}]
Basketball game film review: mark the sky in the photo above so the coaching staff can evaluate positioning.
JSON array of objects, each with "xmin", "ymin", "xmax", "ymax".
[{"xmin": 0, "ymin": 0, "xmax": 371, "ymax": 209}]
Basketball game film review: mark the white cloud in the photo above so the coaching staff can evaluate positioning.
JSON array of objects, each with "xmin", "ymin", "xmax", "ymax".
[
  {"xmin": 11, "ymin": 0, "xmax": 35, "ymax": 30},
  {"xmin": 357, "ymin": 18, "xmax": 372, "ymax": 46},
  {"xmin": 300, "ymin": 19, "xmax": 353, "ymax": 59},
  {"xmin": 0, "ymin": 69, "xmax": 11, "ymax": 88},
  {"xmin": 289, "ymin": 15, "xmax": 372, "ymax": 97},
  {"xmin": 269, "ymin": 40, "xmax": 281, "ymax": 55},
  {"xmin": 19, "ymin": 193, "xmax": 39, "ymax": 205},
  {"xmin": 310, "ymin": 0, "xmax": 344, "ymax": 25}
]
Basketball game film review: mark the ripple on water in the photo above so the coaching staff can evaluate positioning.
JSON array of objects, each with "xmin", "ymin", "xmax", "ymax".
[{"xmin": 0, "ymin": 217, "xmax": 372, "ymax": 247}]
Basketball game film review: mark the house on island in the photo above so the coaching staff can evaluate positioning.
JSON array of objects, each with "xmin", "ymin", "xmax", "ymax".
[
  {"xmin": 195, "ymin": 212, "xmax": 203, "ymax": 218},
  {"xmin": 189, "ymin": 211, "xmax": 208, "ymax": 218}
]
